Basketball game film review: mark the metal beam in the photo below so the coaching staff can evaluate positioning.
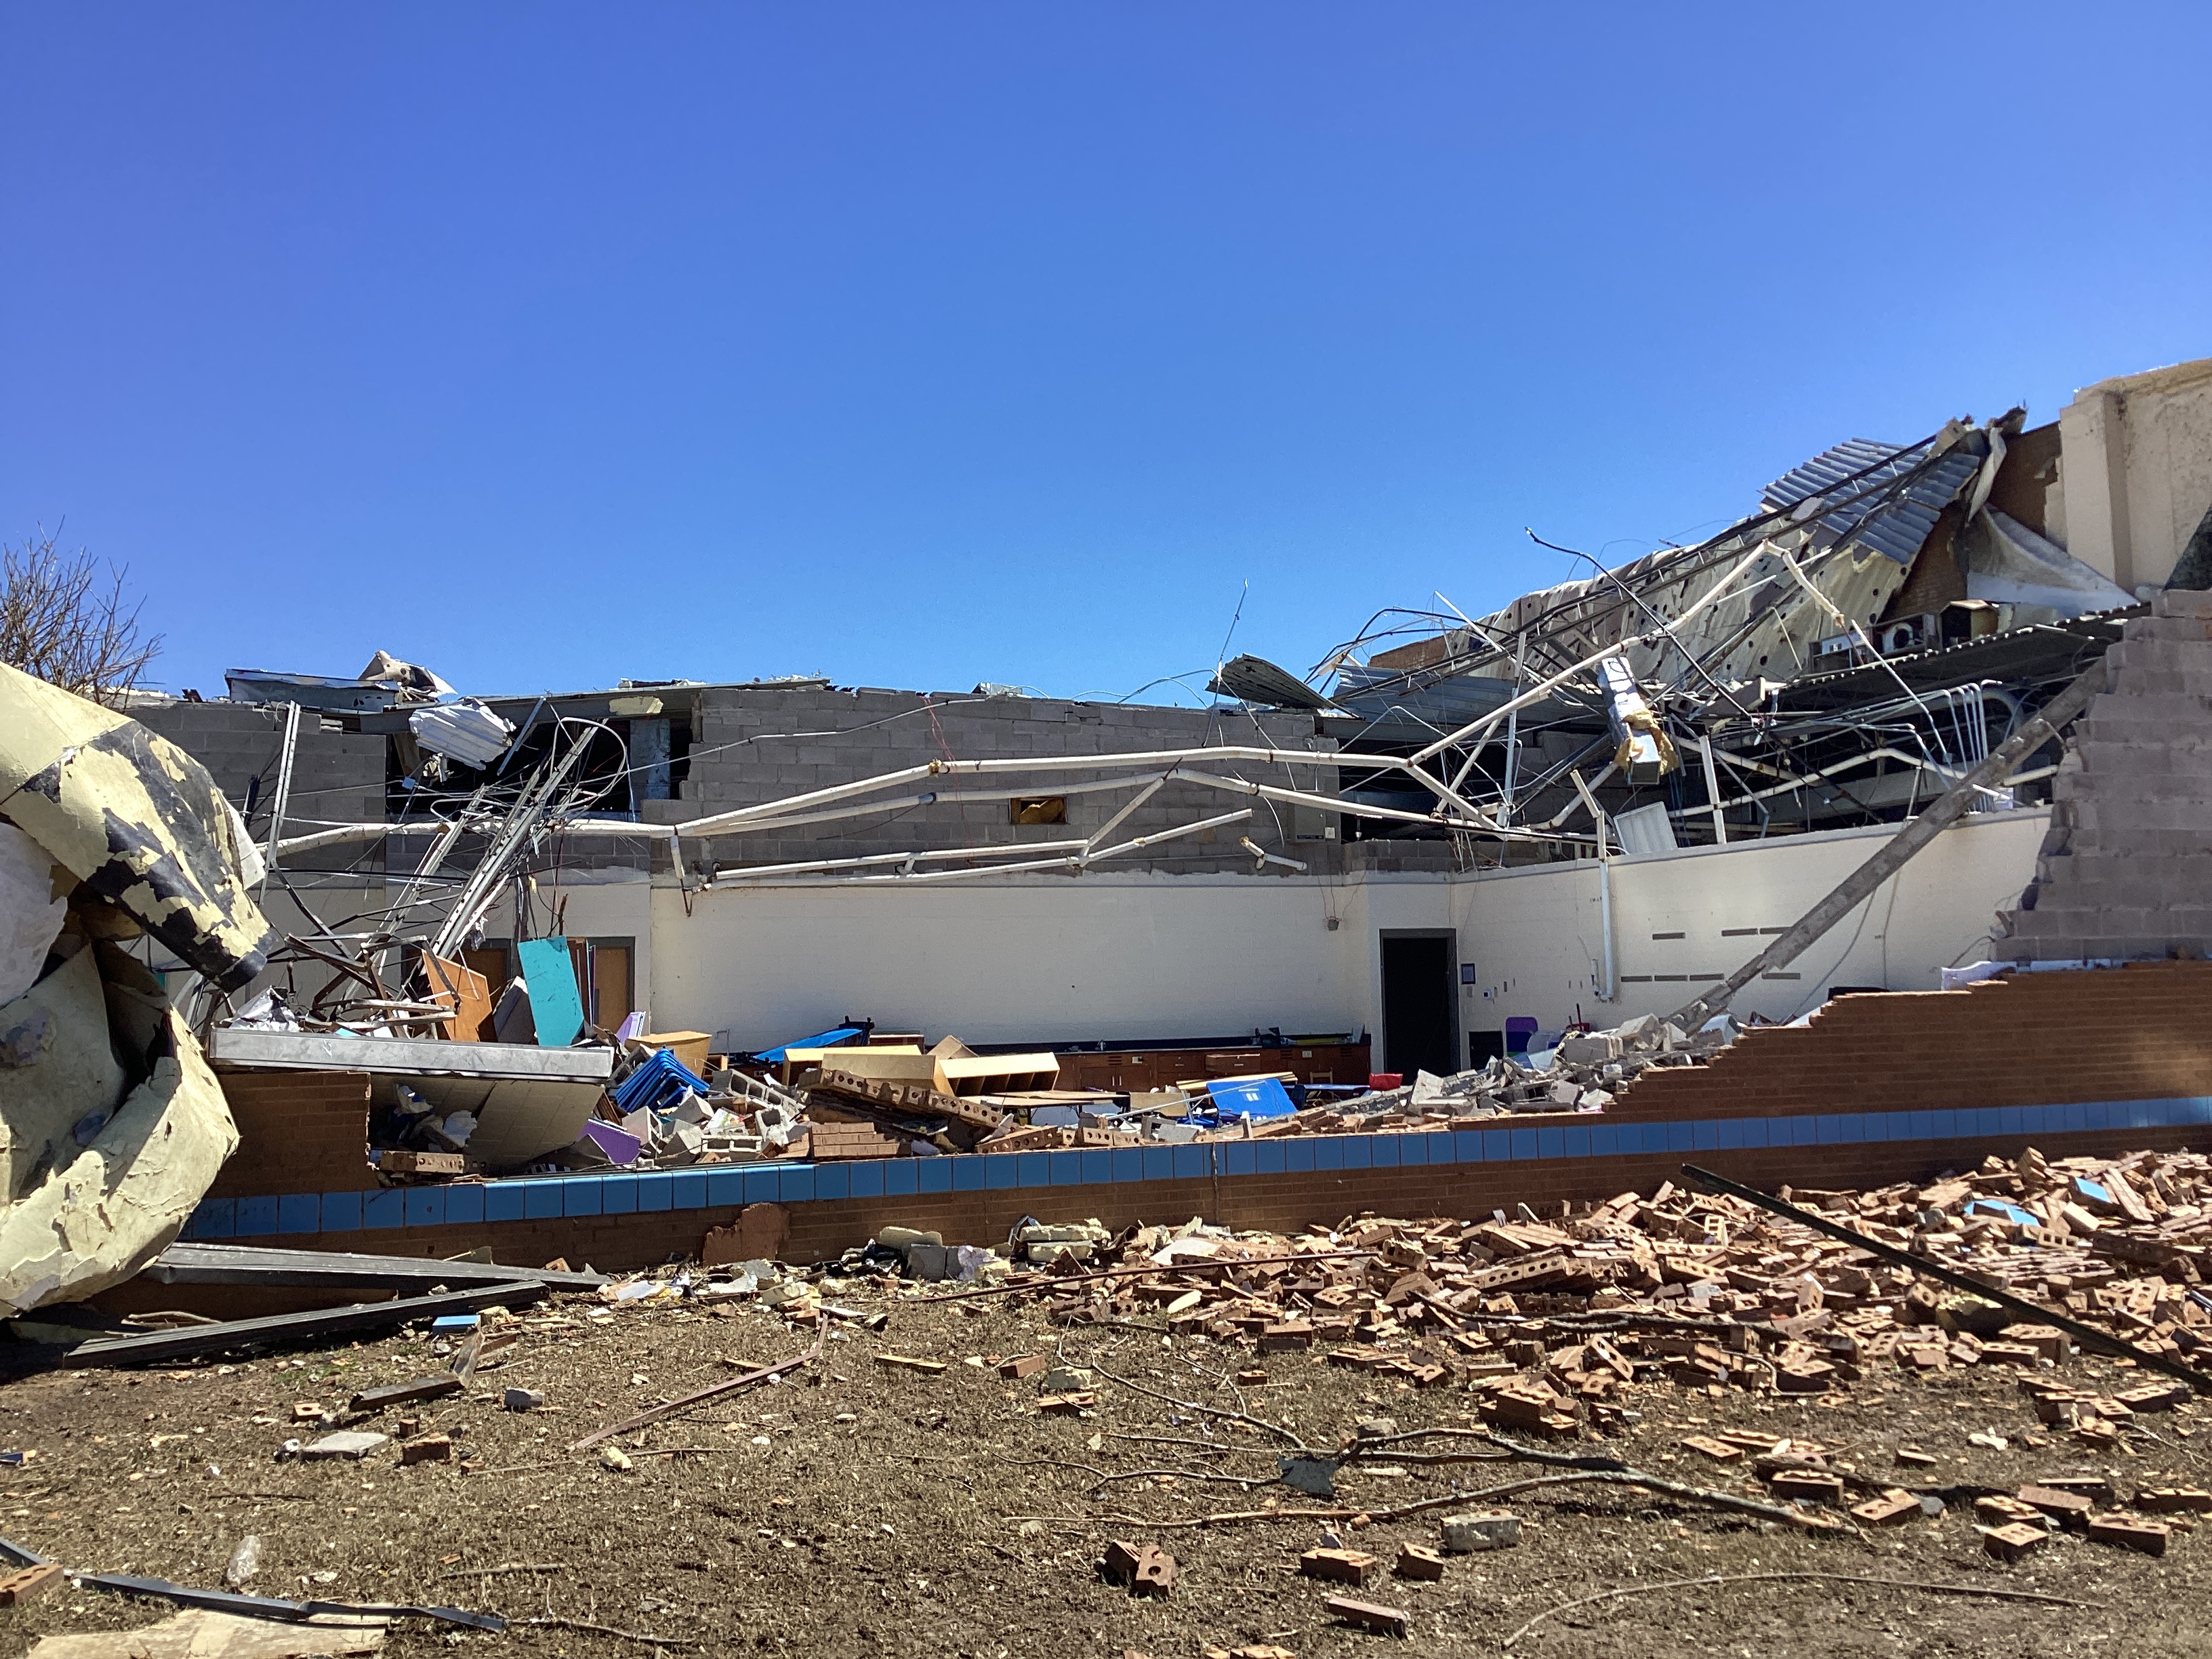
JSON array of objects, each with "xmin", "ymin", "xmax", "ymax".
[
  {"xmin": 58, "ymin": 1282, "xmax": 550, "ymax": 1368},
  {"xmin": 1670, "ymin": 655, "xmax": 2106, "ymax": 1029},
  {"xmin": 144, "ymin": 1242, "xmax": 609, "ymax": 1292}
]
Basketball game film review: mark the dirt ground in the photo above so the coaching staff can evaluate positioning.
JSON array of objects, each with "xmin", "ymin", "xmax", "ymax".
[{"xmin": 1, "ymin": 1283, "xmax": 2209, "ymax": 1659}]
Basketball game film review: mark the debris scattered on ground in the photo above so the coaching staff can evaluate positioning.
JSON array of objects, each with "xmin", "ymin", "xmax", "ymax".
[{"xmin": 5, "ymin": 1171, "xmax": 2209, "ymax": 1659}]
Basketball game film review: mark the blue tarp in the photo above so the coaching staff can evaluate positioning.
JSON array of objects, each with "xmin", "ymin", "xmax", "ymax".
[
  {"xmin": 1204, "ymin": 1076, "xmax": 1297, "ymax": 1121},
  {"xmin": 752, "ymin": 1025, "xmax": 867, "ymax": 1064}
]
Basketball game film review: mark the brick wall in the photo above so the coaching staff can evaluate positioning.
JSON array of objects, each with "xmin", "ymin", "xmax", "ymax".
[
  {"xmin": 194, "ymin": 960, "xmax": 2212, "ymax": 1267},
  {"xmin": 1998, "ymin": 588, "xmax": 2212, "ymax": 961},
  {"xmin": 205, "ymin": 1069, "xmax": 377, "ymax": 1199},
  {"xmin": 219, "ymin": 1120, "xmax": 2191, "ymax": 1273},
  {"xmin": 1614, "ymin": 960, "xmax": 2212, "ymax": 1120}
]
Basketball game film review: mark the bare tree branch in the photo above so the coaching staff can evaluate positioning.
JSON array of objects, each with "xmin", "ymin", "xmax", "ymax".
[{"xmin": 0, "ymin": 527, "xmax": 163, "ymax": 706}]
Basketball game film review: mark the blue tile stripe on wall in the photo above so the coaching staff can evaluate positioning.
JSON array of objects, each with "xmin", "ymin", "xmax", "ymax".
[{"xmin": 183, "ymin": 1095, "xmax": 2212, "ymax": 1242}]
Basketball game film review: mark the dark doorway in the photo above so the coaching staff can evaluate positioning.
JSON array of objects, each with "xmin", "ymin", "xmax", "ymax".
[{"xmin": 1380, "ymin": 933, "xmax": 1457, "ymax": 1078}]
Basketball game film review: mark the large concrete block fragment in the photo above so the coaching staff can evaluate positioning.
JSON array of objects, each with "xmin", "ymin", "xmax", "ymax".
[
  {"xmin": 0, "ymin": 824, "xmax": 69, "ymax": 1008},
  {"xmin": 0, "ymin": 943, "xmax": 237, "ymax": 1315},
  {"xmin": 0, "ymin": 663, "xmax": 277, "ymax": 989}
]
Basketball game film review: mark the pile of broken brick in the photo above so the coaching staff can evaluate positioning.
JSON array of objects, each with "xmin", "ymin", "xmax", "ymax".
[
  {"xmin": 855, "ymin": 1146, "xmax": 2212, "ymax": 1558},
  {"xmin": 888, "ymin": 1147, "xmax": 2211, "ymax": 1408},
  {"xmin": 573, "ymin": 1144, "xmax": 2212, "ymax": 1563}
]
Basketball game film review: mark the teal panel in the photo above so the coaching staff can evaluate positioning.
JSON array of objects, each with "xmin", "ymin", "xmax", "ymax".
[{"xmin": 516, "ymin": 937, "xmax": 585, "ymax": 1047}]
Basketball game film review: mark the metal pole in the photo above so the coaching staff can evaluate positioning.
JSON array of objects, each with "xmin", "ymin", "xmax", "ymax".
[
  {"xmin": 1669, "ymin": 655, "xmax": 2106, "ymax": 1031},
  {"xmin": 1498, "ymin": 634, "xmax": 1528, "ymax": 830},
  {"xmin": 1698, "ymin": 733, "xmax": 1728, "ymax": 845},
  {"xmin": 1572, "ymin": 771, "xmax": 1616, "ymax": 1002},
  {"xmin": 258, "ymin": 701, "xmax": 301, "ymax": 900}
]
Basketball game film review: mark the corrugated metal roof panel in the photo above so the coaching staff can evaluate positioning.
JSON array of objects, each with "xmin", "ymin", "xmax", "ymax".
[{"xmin": 1761, "ymin": 438, "xmax": 1982, "ymax": 565}]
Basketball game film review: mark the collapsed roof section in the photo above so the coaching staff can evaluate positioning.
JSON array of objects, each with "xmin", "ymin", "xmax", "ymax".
[
  {"xmin": 1760, "ymin": 434, "xmax": 1988, "ymax": 567},
  {"xmin": 1223, "ymin": 401, "xmax": 2163, "ymax": 855},
  {"xmin": 114, "ymin": 357, "xmax": 2208, "ymax": 1049}
]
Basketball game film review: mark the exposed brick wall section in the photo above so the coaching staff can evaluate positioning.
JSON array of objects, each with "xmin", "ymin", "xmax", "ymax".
[
  {"xmin": 206, "ymin": 1070, "xmax": 377, "ymax": 1199},
  {"xmin": 1613, "ymin": 961, "xmax": 2212, "ymax": 1120},
  {"xmin": 225, "ymin": 1122, "xmax": 2190, "ymax": 1271}
]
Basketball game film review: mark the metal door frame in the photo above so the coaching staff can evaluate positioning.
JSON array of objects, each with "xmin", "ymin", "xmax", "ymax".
[{"xmin": 1377, "ymin": 928, "xmax": 1460, "ymax": 1078}]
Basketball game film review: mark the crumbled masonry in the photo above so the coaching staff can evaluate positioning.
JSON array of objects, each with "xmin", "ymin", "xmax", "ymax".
[
  {"xmin": 367, "ymin": 1010, "xmax": 1723, "ymax": 1180},
  {"xmin": 560, "ymin": 1141, "xmax": 2212, "ymax": 1554},
  {"xmin": 811, "ymin": 1144, "xmax": 2212, "ymax": 1433}
]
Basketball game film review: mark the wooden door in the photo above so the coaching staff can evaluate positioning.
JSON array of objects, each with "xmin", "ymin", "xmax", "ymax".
[{"xmin": 590, "ymin": 944, "xmax": 634, "ymax": 1029}]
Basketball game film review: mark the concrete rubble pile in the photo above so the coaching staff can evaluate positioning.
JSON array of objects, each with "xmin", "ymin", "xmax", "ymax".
[
  {"xmin": 545, "ymin": 1012, "xmax": 1746, "ymax": 1183},
  {"xmin": 1250, "ymin": 1012, "xmax": 1743, "ymax": 1133},
  {"xmin": 566, "ymin": 1042, "xmax": 812, "ymax": 1170}
]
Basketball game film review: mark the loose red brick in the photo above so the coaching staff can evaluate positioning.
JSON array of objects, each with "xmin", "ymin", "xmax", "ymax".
[
  {"xmin": 1300, "ymin": 1548, "xmax": 1378, "ymax": 1586},
  {"xmin": 0, "ymin": 1564, "xmax": 62, "ymax": 1605},
  {"xmin": 2088, "ymin": 1513, "xmax": 2171, "ymax": 1555},
  {"xmin": 1324, "ymin": 1596, "xmax": 1410, "ymax": 1637},
  {"xmin": 1394, "ymin": 1542, "xmax": 1447, "ymax": 1580},
  {"xmin": 1849, "ymin": 1490, "xmax": 1922, "ymax": 1527},
  {"xmin": 1982, "ymin": 1521, "xmax": 2047, "ymax": 1562}
]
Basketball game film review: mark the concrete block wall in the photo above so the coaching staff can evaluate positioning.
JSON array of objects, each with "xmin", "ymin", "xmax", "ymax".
[
  {"xmin": 678, "ymin": 686, "xmax": 1338, "ymax": 874},
  {"xmin": 129, "ymin": 682, "xmax": 1351, "ymax": 880},
  {"xmin": 131, "ymin": 697, "xmax": 388, "ymax": 873},
  {"xmin": 1998, "ymin": 590, "xmax": 2212, "ymax": 960},
  {"xmin": 1614, "ymin": 960, "xmax": 2212, "ymax": 1120}
]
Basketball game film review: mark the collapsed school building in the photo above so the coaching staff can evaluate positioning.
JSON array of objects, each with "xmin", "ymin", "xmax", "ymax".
[{"xmin": 6, "ymin": 353, "xmax": 2212, "ymax": 1299}]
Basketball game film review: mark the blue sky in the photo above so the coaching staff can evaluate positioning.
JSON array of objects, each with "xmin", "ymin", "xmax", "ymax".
[{"xmin": 3, "ymin": 5, "xmax": 2207, "ymax": 704}]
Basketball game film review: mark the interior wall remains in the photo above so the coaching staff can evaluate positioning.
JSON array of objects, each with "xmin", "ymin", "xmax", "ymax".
[
  {"xmin": 637, "ymin": 810, "xmax": 2045, "ymax": 1054},
  {"xmin": 646, "ymin": 872, "xmax": 1361, "ymax": 1050},
  {"xmin": 2054, "ymin": 356, "xmax": 2212, "ymax": 594}
]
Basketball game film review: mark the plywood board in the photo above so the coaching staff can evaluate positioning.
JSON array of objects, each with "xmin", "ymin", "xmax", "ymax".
[{"xmin": 419, "ymin": 950, "xmax": 493, "ymax": 1042}]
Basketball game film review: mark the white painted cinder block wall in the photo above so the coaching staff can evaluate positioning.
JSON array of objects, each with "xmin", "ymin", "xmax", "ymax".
[
  {"xmin": 644, "ymin": 874, "xmax": 1362, "ymax": 1050},
  {"xmin": 2054, "ymin": 356, "xmax": 2212, "ymax": 594},
  {"xmin": 1443, "ymin": 807, "xmax": 2049, "ymax": 1039},
  {"xmin": 628, "ymin": 808, "xmax": 2048, "ymax": 1054}
]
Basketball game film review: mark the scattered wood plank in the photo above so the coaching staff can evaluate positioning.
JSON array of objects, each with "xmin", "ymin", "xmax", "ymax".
[
  {"xmin": 874, "ymin": 1354, "xmax": 948, "ymax": 1374},
  {"xmin": 348, "ymin": 1376, "xmax": 464, "ymax": 1413}
]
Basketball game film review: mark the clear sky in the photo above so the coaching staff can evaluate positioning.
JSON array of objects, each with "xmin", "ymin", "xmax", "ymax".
[{"xmin": 3, "ymin": 5, "xmax": 2207, "ymax": 705}]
